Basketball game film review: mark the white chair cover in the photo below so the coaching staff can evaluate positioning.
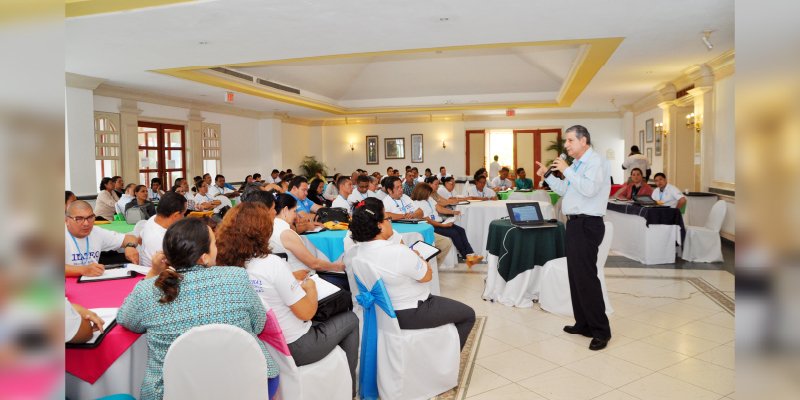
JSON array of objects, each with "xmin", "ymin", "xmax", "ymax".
[
  {"xmin": 682, "ymin": 200, "xmax": 726, "ymax": 263},
  {"xmin": 163, "ymin": 324, "xmax": 269, "ymax": 400},
  {"xmin": 352, "ymin": 262, "xmax": 460, "ymax": 400},
  {"xmin": 132, "ymin": 219, "xmax": 147, "ymax": 237},
  {"xmin": 482, "ymin": 255, "xmax": 542, "ymax": 308},
  {"xmin": 538, "ymin": 222, "xmax": 614, "ymax": 317},
  {"xmin": 264, "ymin": 344, "xmax": 352, "ymax": 400}
]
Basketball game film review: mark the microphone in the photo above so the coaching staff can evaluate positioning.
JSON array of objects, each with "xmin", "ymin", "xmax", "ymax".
[{"xmin": 543, "ymin": 153, "xmax": 567, "ymax": 179}]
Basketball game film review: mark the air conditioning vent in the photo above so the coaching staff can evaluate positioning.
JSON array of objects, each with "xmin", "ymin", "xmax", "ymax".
[
  {"xmin": 210, "ymin": 67, "xmax": 254, "ymax": 82},
  {"xmin": 255, "ymin": 78, "xmax": 301, "ymax": 95}
]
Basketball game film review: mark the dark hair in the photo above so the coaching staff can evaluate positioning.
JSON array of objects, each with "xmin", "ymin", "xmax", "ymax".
[
  {"xmin": 410, "ymin": 182, "xmax": 433, "ymax": 201},
  {"xmin": 516, "ymin": 167, "xmax": 525, "ymax": 174},
  {"xmin": 111, "ymin": 176, "xmax": 122, "ymax": 183},
  {"xmin": 392, "ymin": 169, "xmax": 399, "ymax": 174},
  {"xmin": 630, "ymin": 145, "xmax": 641, "ymax": 154},
  {"xmin": 124, "ymin": 183, "xmax": 136, "ymax": 192},
  {"xmin": 654, "ymin": 172, "xmax": 667, "ymax": 180},
  {"xmin": 308, "ymin": 179, "xmax": 325, "ymax": 195},
  {"xmin": 242, "ymin": 189, "xmax": 276, "ymax": 210},
  {"xmin": 387, "ymin": 166, "xmax": 393, "ymax": 172},
  {"xmin": 439, "ymin": 166, "xmax": 446, "ymax": 171},
  {"xmin": 170, "ymin": 184, "xmax": 181, "ymax": 192},
  {"xmin": 474, "ymin": 167, "xmax": 487, "ymax": 177},
  {"xmin": 411, "ymin": 167, "xmax": 419, "ymax": 173},
  {"xmin": 630, "ymin": 168, "xmax": 644, "ymax": 176},
  {"xmin": 356, "ymin": 175, "xmax": 370, "ymax": 185},
  {"xmin": 405, "ymin": 165, "xmax": 411, "ymax": 171},
  {"xmin": 336, "ymin": 175, "xmax": 351, "ymax": 190},
  {"xmin": 286, "ymin": 169, "xmax": 292, "ymax": 174},
  {"xmin": 151, "ymin": 177, "xmax": 162, "ymax": 185},
  {"xmin": 350, "ymin": 198, "xmax": 385, "ymax": 242},
  {"xmin": 253, "ymin": 173, "xmax": 262, "ymax": 180},
  {"xmin": 500, "ymin": 167, "xmax": 510, "ymax": 173},
  {"xmin": 156, "ymin": 219, "xmax": 211, "ymax": 303},
  {"xmin": 384, "ymin": 176, "xmax": 402, "ymax": 193},
  {"xmin": 215, "ymin": 174, "xmax": 225, "ymax": 182},
  {"xmin": 424, "ymin": 176, "xmax": 438, "ymax": 185},
  {"xmin": 288, "ymin": 175, "xmax": 307, "ymax": 190},
  {"xmin": 216, "ymin": 202, "xmax": 273, "ymax": 267},
  {"xmin": 424, "ymin": 168, "xmax": 432, "ymax": 174},
  {"xmin": 99, "ymin": 177, "xmax": 112, "ymax": 191},
  {"xmin": 493, "ymin": 155, "xmax": 499, "ymax": 161},
  {"xmin": 441, "ymin": 176, "xmax": 454, "ymax": 184},
  {"xmin": 202, "ymin": 173, "xmax": 211, "ymax": 179},
  {"xmin": 134, "ymin": 184, "xmax": 147, "ymax": 196},
  {"xmin": 174, "ymin": 177, "xmax": 184, "ymax": 186},
  {"xmin": 474, "ymin": 173, "xmax": 487, "ymax": 182},
  {"xmin": 275, "ymin": 193, "xmax": 298, "ymax": 214},
  {"xmin": 271, "ymin": 169, "xmax": 279, "ymax": 174},
  {"xmin": 65, "ymin": 191, "xmax": 76, "ymax": 204},
  {"xmin": 157, "ymin": 192, "xmax": 187, "ymax": 217},
  {"xmin": 565, "ymin": 125, "xmax": 591, "ymax": 145}
]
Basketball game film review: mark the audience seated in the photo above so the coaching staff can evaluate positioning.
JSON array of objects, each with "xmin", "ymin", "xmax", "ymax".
[
  {"xmin": 193, "ymin": 181, "xmax": 223, "ymax": 213},
  {"xmin": 265, "ymin": 169, "xmax": 281, "ymax": 184},
  {"xmin": 124, "ymin": 185, "xmax": 157, "ymax": 221},
  {"xmin": 95, "ymin": 177, "xmax": 120, "ymax": 221},
  {"xmin": 271, "ymin": 194, "xmax": 346, "ymax": 281},
  {"xmin": 344, "ymin": 201, "xmax": 475, "ymax": 350},
  {"xmin": 112, "ymin": 176, "xmax": 125, "ymax": 198},
  {"xmin": 426, "ymin": 176, "xmax": 460, "ymax": 208},
  {"xmin": 515, "ymin": 167, "xmax": 533, "ymax": 190},
  {"xmin": 437, "ymin": 166, "xmax": 451, "ymax": 180},
  {"xmin": 373, "ymin": 176, "xmax": 389, "ymax": 200},
  {"xmin": 652, "ymin": 172, "xmax": 686, "ymax": 208},
  {"xmin": 437, "ymin": 176, "xmax": 461, "ymax": 201},
  {"xmin": 148, "ymin": 177, "xmax": 165, "ymax": 202},
  {"xmin": 402, "ymin": 171, "xmax": 417, "ymax": 197},
  {"xmin": 288, "ymin": 176, "xmax": 322, "ymax": 225},
  {"xmin": 238, "ymin": 175, "xmax": 254, "ymax": 192},
  {"xmin": 117, "ymin": 218, "xmax": 278, "ymax": 400},
  {"xmin": 612, "ymin": 168, "xmax": 653, "ymax": 200},
  {"xmin": 489, "ymin": 167, "xmax": 514, "ymax": 191},
  {"xmin": 466, "ymin": 174, "xmax": 497, "ymax": 200},
  {"xmin": 139, "ymin": 193, "xmax": 187, "ymax": 267},
  {"xmin": 331, "ymin": 175, "xmax": 355, "ymax": 214},
  {"xmin": 115, "ymin": 183, "xmax": 137, "ymax": 215},
  {"xmin": 216, "ymin": 202, "xmax": 359, "ymax": 396},
  {"xmin": 253, "ymin": 172, "xmax": 263, "ymax": 182},
  {"xmin": 208, "ymin": 174, "xmax": 238, "ymax": 198},
  {"xmin": 411, "ymin": 183, "xmax": 483, "ymax": 267},
  {"xmin": 65, "ymin": 200, "xmax": 139, "ymax": 277},
  {"xmin": 306, "ymin": 178, "xmax": 329, "ymax": 207},
  {"xmin": 347, "ymin": 175, "xmax": 373, "ymax": 204},
  {"xmin": 65, "ymin": 299, "xmax": 105, "ymax": 344}
]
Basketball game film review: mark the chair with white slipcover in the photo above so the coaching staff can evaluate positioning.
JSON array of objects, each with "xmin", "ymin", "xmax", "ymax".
[{"xmin": 682, "ymin": 200, "xmax": 727, "ymax": 263}]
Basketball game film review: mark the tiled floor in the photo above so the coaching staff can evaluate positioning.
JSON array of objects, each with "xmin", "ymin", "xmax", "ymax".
[{"xmin": 438, "ymin": 245, "xmax": 735, "ymax": 400}]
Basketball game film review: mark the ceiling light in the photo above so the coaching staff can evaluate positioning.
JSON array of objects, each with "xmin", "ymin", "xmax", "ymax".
[
  {"xmin": 439, "ymin": 17, "xmax": 449, "ymax": 22},
  {"xmin": 198, "ymin": 41, "xmax": 209, "ymax": 45},
  {"xmin": 701, "ymin": 30, "xmax": 714, "ymax": 51}
]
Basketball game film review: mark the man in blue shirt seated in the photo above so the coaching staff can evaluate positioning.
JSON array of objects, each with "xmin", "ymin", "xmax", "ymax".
[
  {"xmin": 515, "ymin": 167, "xmax": 533, "ymax": 190},
  {"xmin": 288, "ymin": 176, "xmax": 323, "ymax": 233}
]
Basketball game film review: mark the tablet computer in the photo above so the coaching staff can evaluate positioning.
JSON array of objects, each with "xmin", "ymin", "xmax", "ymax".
[{"xmin": 410, "ymin": 240, "xmax": 441, "ymax": 262}]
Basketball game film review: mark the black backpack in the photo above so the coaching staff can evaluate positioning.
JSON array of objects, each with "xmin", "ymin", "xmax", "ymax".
[{"xmin": 315, "ymin": 207, "xmax": 350, "ymax": 224}]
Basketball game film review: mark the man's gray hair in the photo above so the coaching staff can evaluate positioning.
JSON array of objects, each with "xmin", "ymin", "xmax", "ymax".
[{"xmin": 565, "ymin": 125, "xmax": 591, "ymax": 145}]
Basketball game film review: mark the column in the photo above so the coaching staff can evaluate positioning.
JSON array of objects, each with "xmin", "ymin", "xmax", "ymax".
[
  {"xmin": 187, "ymin": 109, "xmax": 205, "ymax": 179},
  {"xmin": 118, "ymin": 98, "xmax": 141, "ymax": 185}
]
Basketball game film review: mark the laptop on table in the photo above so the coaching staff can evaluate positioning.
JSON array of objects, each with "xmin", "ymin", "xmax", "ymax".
[
  {"xmin": 633, "ymin": 195, "xmax": 669, "ymax": 208},
  {"xmin": 505, "ymin": 202, "xmax": 557, "ymax": 229}
]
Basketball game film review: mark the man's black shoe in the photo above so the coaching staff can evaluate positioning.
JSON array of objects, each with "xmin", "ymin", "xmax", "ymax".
[
  {"xmin": 563, "ymin": 325, "xmax": 592, "ymax": 338},
  {"xmin": 589, "ymin": 337, "xmax": 609, "ymax": 351}
]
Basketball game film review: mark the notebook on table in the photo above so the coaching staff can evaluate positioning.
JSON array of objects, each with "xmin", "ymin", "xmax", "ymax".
[{"xmin": 633, "ymin": 195, "xmax": 669, "ymax": 208}]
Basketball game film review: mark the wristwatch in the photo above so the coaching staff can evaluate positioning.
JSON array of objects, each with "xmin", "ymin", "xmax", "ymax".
[{"xmin": 124, "ymin": 242, "xmax": 137, "ymax": 248}]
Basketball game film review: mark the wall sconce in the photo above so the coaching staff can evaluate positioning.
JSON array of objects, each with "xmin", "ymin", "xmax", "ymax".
[
  {"xmin": 655, "ymin": 122, "xmax": 668, "ymax": 136},
  {"xmin": 441, "ymin": 140, "xmax": 446, "ymax": 149},
  {"xmin": 685, "ymin": 113, "xmax": 702, "ymax": 133},
  {"xmin": 349, "ymin": 143, "xmax": 355, "ymax": 151}
]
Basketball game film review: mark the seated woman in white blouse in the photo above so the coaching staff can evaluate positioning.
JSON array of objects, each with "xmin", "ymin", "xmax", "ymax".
[
  {"xmin": 216, "ymin": 202, "xmax": 359, "ymax": 396},
  {"xmin": 272, "ymin": 193, "xmax": 347, "ymax": 287},
  {"xmin": 343, "ymin": 200, "xmax": 475, "ymax": 350},
  {"xmin": 193, "ymin": 181, "xmax": 223, "ymax": 213}
]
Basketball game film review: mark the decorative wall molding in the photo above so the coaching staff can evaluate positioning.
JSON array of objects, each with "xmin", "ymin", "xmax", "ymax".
[
  {"xmin": 66, "ymin": 72, "xmax": 106, "ymax": 90},
  {"xmin": 298, "ymin": 111, "xmax": 622, "ymax": 127}
]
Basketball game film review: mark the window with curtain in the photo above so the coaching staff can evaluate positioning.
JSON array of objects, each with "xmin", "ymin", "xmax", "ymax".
[{"xmin": 201, "ymin": 123, "xmax": 222, "ymax": 177}]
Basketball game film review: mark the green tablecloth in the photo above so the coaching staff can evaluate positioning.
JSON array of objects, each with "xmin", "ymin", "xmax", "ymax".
[
  {"xmin": 97, "ymin": 221, "xmax": 135, "ymax": 234},
  {"xmin": 485, "ymin": 219, "xmax": 566, "ymax": 281}
]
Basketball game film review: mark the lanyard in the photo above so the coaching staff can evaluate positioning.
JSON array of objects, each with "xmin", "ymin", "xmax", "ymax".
[
  {"xmin": 658, "ymin": 189, "xmax": 664, "ymax": 200},
  {"xmin": 426, "ymin": 199, "xmax": 438, "ymax": 220},
  {"xmin": 393, "ymin": 197, "xmax": 407, "ymax": 213},
  {"xmin": 360, "ymin": 191, "xmax": 368, "ymax": 199},
  {"xmin": 69, "ymin": 233, "xmax": 90, "ymax": 264}
]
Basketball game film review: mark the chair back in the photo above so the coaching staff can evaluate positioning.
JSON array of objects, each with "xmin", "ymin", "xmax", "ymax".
[
  {"xmin": 163, "ymin": 324, "xmax": 269, "ymax": 400},
  {"xmin": 704, "ymin": 200, "xmax": 727, "ymax": 232},
  {"xmin": 348, "ymin": 250, "xmax": 402, "ymax": 335}
]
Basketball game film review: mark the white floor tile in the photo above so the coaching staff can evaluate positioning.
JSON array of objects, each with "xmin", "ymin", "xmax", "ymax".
[
  {"xmin": 640, "ymin": 330, "xmax": 721, "ymax": 356},
  {"xmin": 476, "ymin": 335, "xmax": 514, "ymax": 360},
  {"xmin": 660, "ymin": 358, "xmax": 735, "ymax": 396},
  {"xmin": 694, "ymin": 344, "xmax": 735, "ymax": 370},
  {"xmin": 591, "ymin": 390, "xmax": 643, "ymax": 400},
  {"xmin": 518, "ymin": 336, "xmax": 595, "ymax": 366},
  {"xmin": 674, "ymin": 320, "xmax": 735, "ymax": 344},
  {"xmin": 518, "ymin": 367, "xmax": 613, "ymax": 400},
  {"xmin": 484, "ymin": 324, "xmax": 553, "ymax": 347},
  {"xmin": 464, "ymin": 365, "xmax": 513, "ymax": 397},
  {"xmin": 476, "ymin": 349, "xmax": 557, "ymax": 382},
  {"xmin": 564, "ymin": 353, "xmax": 653, "ymax": 388},
  {"xmin": 606, "ymin": 341, "xmax": 689, "ymax": 370},
  {"xmin": 619, "ymin": 373, "xmax": 720, "ymax": 400},
  {"xmin": 466, "ymin": 383, "xmax": 546, "ymax": 400}
]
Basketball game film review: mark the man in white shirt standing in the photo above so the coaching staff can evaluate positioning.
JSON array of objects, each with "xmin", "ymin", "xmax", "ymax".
[
  {"xmin": 139, "ymin": 193, "xmax": 186, "ymax": 267},
  {"xmin": 65, "ymin": 201, "xmax": 140, "ymax": 277},
  {"xmin": 536, "ymin": 124, "xmax": 611, "ymax": 351},
  {"xmin": 652, "ymin": 173, "xmax": 686, "ymax": 209},
  {"xmin": 208, "ymin": 175, "xmax": 238, "ymax": 198},
  {"xmin": 490, "ymin": 167, "xmax": 514, "ymax": 191},
  {"xmin": 489, "ymin": 155, "xmax": 501, "ymax": 180},
  {"xmin": 622, "ymin": 145, "xmax": 650, "ymax": 182},
  {"xmin": 332, "ymin": 176, "xmax": 355, "ymax": 213},
  {"xmin": 466, "ymin": 174, "xmax": 497, "ymax": 200}
]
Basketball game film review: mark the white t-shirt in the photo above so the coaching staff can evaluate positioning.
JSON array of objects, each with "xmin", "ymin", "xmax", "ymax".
[
  {"xmin": 332, "ymin": 195, "xmax": 352, "ymax": 214},
  {"xmin": 489, "ymin": 161, "xmax": 501, "ymax": 179},
  {"xmin": 653, "ymin": 183, "xmax": 685, "ymax": 207},
  {"xmin": 437, "ymin": 187, "xmax": 455, "ymax": 199},
  {"xmin": 194, "ymin": 193, "xmax": 231, "ymax": 213},
  {"xmin": 437, "ymin": 173, "xmax": 451, "ymax": 180},
  {"xmin": 139, "ymin": 216, "xmax": 167, "ymax": 267},
  {"xmin": 622, "ymin": 154, "xmax": 649, "ymax": 179},
  {"xmin": 246, "ymin": 255, "xmax": 311, "ymax": 344},
  {"xmin": 115, "ymin": 194, "xmax": 134, "ymax": 215},
  {"xmin": 265, "ymin": 176, "xmax": 281, "ymax": 184},
  {"xmin": 184, "ymin": 192, "xmax": 196, "ymax": 210},
  {"xmin": 65, "ymin": 225, "xmax": 125, "ymax": 266},
  {"xmin": 147, "ymin": 188, "xmax": 164, "ymax": 202},
  {"xmin": 343, "ymin": 240, "xmax": 429, "ymax": 310},
  {"xmin": 374, "ymin": 190, "xmax": 387, "ymax": 200},
  {"xmin": 347, "ymin": 191, "xmax": 371, "ymax": 204},
  {"xmin": 382, "ymin": 194, "xmax": 417, "ymax": 215},
  {"xmin": 64, "ymin": 299, "xmax": 82, "ymax": 342},
  {"xmin": 413, "ymin": 199, "xmax": 441, "ymax": 222},
  {"xmin": 208, "ymin": 184, "xmax": 234, "ymax": 197},
  {"xmin": 490, "ymin": 176, "xmax": 513, "ymax": 189},
  {"xmin": 270, "ymin": 218, "xmax": 310, "ymax": 272},
  {"xmin": 466, "ymin": 185, "xmax": 496, "ymax": 199}
]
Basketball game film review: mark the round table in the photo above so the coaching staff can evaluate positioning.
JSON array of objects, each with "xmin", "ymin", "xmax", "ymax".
[
  {"xmin": 301, "ymin": 222, "xmax": 435, "ymax": 262},
  {"xmin": 454, "ymin": 200, "xmax": 554, "ymax": 258},
  {"xmin": 96, "ymin": 221, "xmax": 135, "ymax": 234}
]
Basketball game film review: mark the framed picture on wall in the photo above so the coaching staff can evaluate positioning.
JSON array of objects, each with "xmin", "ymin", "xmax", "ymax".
[
  {"xmin": 411, "ymin": 134, "xmax": 423, "ymax": 163},
  {"xmin": 655, "ymin": 131, "xmax": 662, "ymax": 156},
  {"xmin": 646, "ymin": 148, "xmax": 653, "ymax": 164},
  {"xmin": 646, "ymin": 119, "xmax": 654, "ymax": 143},
  {"xmin": 366, "ymin": 135, "xmax": 379, "ymax": 164},
  {"xmin": 384, "ymin": 137, "xmax": 405, "ymax": 159},
  {"xmin": 639, "ymin": 130, "xmax": 645, "ymax": 148}
]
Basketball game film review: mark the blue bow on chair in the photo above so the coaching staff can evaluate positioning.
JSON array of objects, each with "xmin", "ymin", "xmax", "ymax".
[{"xmin": 354, "ymin": 274, "xmax": 396, "ymax": 400}]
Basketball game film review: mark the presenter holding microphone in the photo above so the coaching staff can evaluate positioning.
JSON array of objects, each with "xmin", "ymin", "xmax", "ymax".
[{"xmin": 535, "ymin": 125, "xmax": 611, "ymax": 350}]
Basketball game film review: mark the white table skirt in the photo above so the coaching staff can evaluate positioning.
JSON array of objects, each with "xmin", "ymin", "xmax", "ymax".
[
  {"xmin": 684, "ymin": 195, "xmax": 719, "ymax": 227},
  {"xmin": 482, "ymin": 254, "xmax": 541, "ymax": 308},
  {"xmin": 455, "ymin": 200, "xmax": 554, "ymax": 258},
  {"xmin": 506, "ymin": 191, "xmax": 551, "ymax": 202},
  {"xmin": 66, "ymin": 335, "xmax": 148, "ymax": 400},
  {"xmin": 604, "ymin": 210, "xmax": 681, "ymax": 265}
]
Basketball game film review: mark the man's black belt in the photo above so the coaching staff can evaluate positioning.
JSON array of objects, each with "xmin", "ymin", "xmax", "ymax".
[{"xmin": 566, "ymin": 214, "xmax": 601, "ymax": 220}]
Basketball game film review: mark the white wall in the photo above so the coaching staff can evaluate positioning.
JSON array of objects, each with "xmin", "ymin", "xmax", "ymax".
[
  {"xmin": 66, "ymin": 87, "xmax": 97, "ymax": 195},
  {"xmin": 713, "ymin": 75, "xmax": 735, "ymax": 184},
  {"xmin": 633, "ymin": 107, "xmax": 663, "ymax": 177},
  {"xmin": 281, "ymin": 123, "xmax": 312, "ymax": 173},
  {"xmin": 202, "ymin": 111, "xmax": 264, "ymax": 181}
]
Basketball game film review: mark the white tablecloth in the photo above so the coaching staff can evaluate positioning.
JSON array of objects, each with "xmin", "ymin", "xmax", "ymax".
[
  {"xmin": 506, "ymin": 190, "xmax": 551, "ymax": 202},
  {"xmin": 66, "ymin": 336, "xmax": 148, "ymax": 400},
  {"xmin": 684, "ymin": 195, "xmax": 719, "ymax": 227},
  {"xmin": 482, "ymin": 254, "xmax": 541, "ymax": 308},
  {"xmin": 454, "ymin": 200, "xmax": 554, "ymax": 258},
  {"xmin": 604, "ymin": 210, "xmax": 681, "ymax": 265}
]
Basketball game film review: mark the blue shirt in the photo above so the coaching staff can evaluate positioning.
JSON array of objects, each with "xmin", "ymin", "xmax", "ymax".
[
  {"xmin": 545, "ymin": 147, "xmax": 610, "ymax": 216},
  {"xmin": 288, "ymin": 192, "xmax": 315, "ymax": 214},
  {"xmin": 515, "ymin": 178, "xmax": 533, "ymax": 190}
]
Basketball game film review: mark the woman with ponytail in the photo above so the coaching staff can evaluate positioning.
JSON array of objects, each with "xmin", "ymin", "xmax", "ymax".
[
  {"xmin": 117, "ymin": 218, "xmax": 279, "ymax": 400},
  {"xmin": 344, "ymin": 200, "xmax": 476, "ymax": 351}
]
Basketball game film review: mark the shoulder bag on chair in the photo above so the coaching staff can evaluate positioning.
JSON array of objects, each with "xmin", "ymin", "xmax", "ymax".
[
  {"xmin": 124, "ymin": 206, "xmax": 147, "ymax": 225},
  {"xmin": 315, "ymin": 207, "xmax": 350, "ymax": 224}
]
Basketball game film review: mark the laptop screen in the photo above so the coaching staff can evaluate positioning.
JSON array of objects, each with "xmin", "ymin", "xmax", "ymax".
[{"xmin": 507, "ymin": 203, "xmax": 543, "ymax": 223}]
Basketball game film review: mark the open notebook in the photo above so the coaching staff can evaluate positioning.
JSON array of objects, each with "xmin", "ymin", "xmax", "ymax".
[
  {"xmin": 309, "ymin": 274, "xmax": 340, "ymax": 300},
  {"xmin": 66, "ymin": 308, "xmax": 118, "ymax": 348}
]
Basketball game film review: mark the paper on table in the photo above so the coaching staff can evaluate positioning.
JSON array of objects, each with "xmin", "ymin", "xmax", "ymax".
[
  {"xmin": 86, "ymin": 308, "xmax": 118, "ymax": 344},
  {"xmin": 308, "ymin": 226, "xmax": 325, "ymax": 233},
  {"xmin": 125, "ymin": 264, "xmax": 151, "ymax": 275},
  {"xmin": 442, "ymin": 216, "xmax": 457, "ymax": 225},
  {"xmin": 80, "ymin": 268, "xmax": 133, "ymax": 281},
  {"xmin": 309, "ymin": 275, "xmax": 340, "ymax": 300}
]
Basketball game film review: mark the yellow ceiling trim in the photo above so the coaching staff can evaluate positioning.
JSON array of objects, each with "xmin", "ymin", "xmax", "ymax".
[
  {"xmin": 66, "ymin": 0, "xmax": 195, "ymax": 18},
  {"xmin": 154, "ymin": 37, "xmax": 623, "ymax": 115}
]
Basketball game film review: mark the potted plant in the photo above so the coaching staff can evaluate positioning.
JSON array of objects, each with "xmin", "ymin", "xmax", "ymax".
[
  {"xmin": 299, "ymin": 156, "xmax": 328, "ymax": 178},
  {"xmin": 545, "ymin": 136, "xmax": 574, "ymax": 165}
]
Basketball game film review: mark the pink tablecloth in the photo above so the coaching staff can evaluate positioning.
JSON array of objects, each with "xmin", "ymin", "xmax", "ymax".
[{"xmin": 65, "ymin": 275, "xmax": 145, "ymax": 384}]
